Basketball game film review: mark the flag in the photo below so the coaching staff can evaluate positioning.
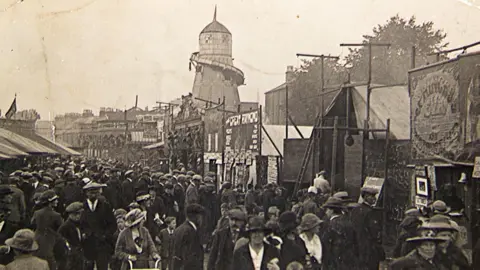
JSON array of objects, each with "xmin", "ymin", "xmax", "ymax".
[{"xmin": 5, "ymin": 97, "xmax": 16, "ymax": 119}]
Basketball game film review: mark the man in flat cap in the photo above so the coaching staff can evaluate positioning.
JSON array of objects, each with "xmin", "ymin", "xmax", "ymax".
[
  {"xmin": 185, "ymin": 175, "xmax": 201, "ymax": 206},
  {"xmin": 171, "ymin": 203, "xmax": 206, "ymax": 270},
  {"xmin": 80, "ymin": 182, "xmax": 116, "ymax": 270},
  {"xmin": 59, "ymin": 202, "xmax": 85, "ymax": 270},
  {"xmin": 349, "ymin": 186, "xmax": 384, "ymax": 270}
]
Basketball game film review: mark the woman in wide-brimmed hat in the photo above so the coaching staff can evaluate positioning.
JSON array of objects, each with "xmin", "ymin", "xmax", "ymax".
[
  {"xmin": 278, "ymin": 211, "xmax": 308, "ymax": 269},
  {"xmin": 115, "ymin": 209, "xmax": 160, "ymax": 270},
  {"xmin": 298, "ymin": 213, "xmax": 323, "ymax": 269},
  {"xmin": 5, "ymin": 229, "xmax": 49, "ymax": 270},
  {"xmin": 389, "ymin": 229, "xmax": 449, "ymax": 270},
  {"xmin": 232, "ymin": 216, "xmax": 281, "ymax": 270},
  {"xmin": 422, "ymin": 215, "xmax": 470, "ymax": 269},
  {"xmin": 31, "ymin": 189, "xmax": 63, "ymax": 270}
]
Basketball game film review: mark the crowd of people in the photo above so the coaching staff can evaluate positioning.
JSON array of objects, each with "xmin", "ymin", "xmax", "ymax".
[{"xmin": 0, "ymin": 157, "xmax": 474, "ymax": 269}]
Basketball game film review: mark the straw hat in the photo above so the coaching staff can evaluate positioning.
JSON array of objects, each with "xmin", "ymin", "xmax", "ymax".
[
  {"xmin": 298, "ymin": 213, "xmax": 323, "ymax": 232},
  {"xmin": 406, "ymin": 229, "xmax": 449, "ymax": 243},
  {"xmin": 5, "ymin": 229, "xmax": 39, "ymax": 252},
  {"xmin": 421, "ymin": 215, "xmax": 458, "ymax": 231},
  {"xmin": 124, "ymin": 209, "xmax": 146, "ymax": 228},
  {"xmin": 83, "ymin": 182, "xmax": 106, "ymax": 190}
]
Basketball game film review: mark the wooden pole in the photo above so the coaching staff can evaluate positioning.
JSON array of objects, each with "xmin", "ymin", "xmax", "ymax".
[
  {"xmin": 331, "ymin": 116, "xmax": 339, "ymax": 193},
  {"xmin": 285, "ymin": 84, "xmax": 289, "ymax": 139},
  {"xmin": 124, "ymin": 109, "xmax": 129, "ymax": 164},
  {"xmin": 221, "ymin": 96, "xmax": 226, "ymax": 184},
  {"xmin": 382, "ymin": 119, "xmax": 390, "ymax": 245},
  {"xmin": 259, "ymin": 105, "xmax": 263, "ymax": 156}
]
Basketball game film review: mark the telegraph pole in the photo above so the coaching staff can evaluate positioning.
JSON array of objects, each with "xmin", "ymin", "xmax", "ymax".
[
  {"xmin": 296, "ymin": 53, "xmax": 339, "ymax": 178},
  {"xmin": 339, "ymin": 42, "xmax": 391, "ymax": 185}
]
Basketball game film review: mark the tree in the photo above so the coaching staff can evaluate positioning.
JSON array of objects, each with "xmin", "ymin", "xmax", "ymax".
[
  {"xmin": 346, "ymin": 15, "xmax": 448, "ymax": 85},
  {"xmin": 287, "ymin": 58, "xmax": 348, "ymax": 125},
  {"xmin": 286, "ymin": 15, "xmax": 448, "ymax": 125}
]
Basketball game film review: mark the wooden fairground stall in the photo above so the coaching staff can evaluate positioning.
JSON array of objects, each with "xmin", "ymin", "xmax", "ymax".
[{"xmin": 408, "ymin": 51, "xmax": 480, "ymax": 263}]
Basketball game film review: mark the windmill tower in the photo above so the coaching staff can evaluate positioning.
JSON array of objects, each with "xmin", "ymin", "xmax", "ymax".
[{"xmin": 190, "ymin": 6, "xmax": 245, "ymax": 112}]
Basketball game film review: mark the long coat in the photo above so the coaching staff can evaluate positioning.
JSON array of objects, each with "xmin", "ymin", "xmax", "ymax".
[
  {"xmin": 80, "ymin": 198, "xmax": 116, "ymax": 260},
  {"xmin": 232, "ymin": 242, "xmax": 280, "ymax": 270},
  {"xmin": 121, "ymin": 179, "xmax": 136, "ymax": 208},
  {"xmin": 6, "ymin": 254, "xmax": 49, "ymax": 270},
  {"xmin": 58, "ymin": 218, "xmax": 85, "ymax": 270},
  {"xmin": 115, "ymin": 226, "xmax": 158, "ymax": 270},
  {"xmin": 0, "ymin": 221, "xmax": 18, "ymax": 265},
  {"xmin": 170, "ymin": 221, "xmax": 204, "ymax": 270},
  {"xmin": 5, "ymin": 185, "xmax": 26, "ymax": 226},
  {"xmin": 207, "ymin": 227, "xmax": 236, "ymax": 270},
  {"xmin": 185, "ymin": 184, "xmax": 199, "ymax": 206},
  {"xmin": 31, "ymin": 206, "xmax": 63, "ymax": 270},
  {"xmin": 349, "ymin": 203, "xmax": 385, "ymax": 269},
  {"xmin": 321, "ymin": 215, "xmax": 360, "ymax": 270},
  {"xmin": 389, "ymin": 249, "xmax": 443, "ymax": 270}
]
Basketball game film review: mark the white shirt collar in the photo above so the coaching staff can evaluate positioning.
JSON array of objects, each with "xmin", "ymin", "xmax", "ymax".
[
  {"xmin": 330, "ymin": 215, "xmax": 340, "ymax": 221},
  {"xmin": 87, "ymin": 199, "xmax": 98, "ymax": 211},
  {"xmin": 188, "ymin": 220, "xmax": 197, "ymax": 231},
  {"xmin": 33, "ymin": 181, "xmax": 39, "ymax": 189},
  {"xmin": 248, "ymin": 244, "xmax": 264, "ymax": 270},
  {"xmin": 0, "ymin": 221, "xmax": 5, "ymax": 233}
]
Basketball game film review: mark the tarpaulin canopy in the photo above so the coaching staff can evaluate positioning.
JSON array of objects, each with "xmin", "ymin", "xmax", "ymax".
[
  {"xmin": 0, "ymin": 128, "xmax": 57, "ymax": 155},
  {"xmin": 0, "ymin": 142, "xmax": 29, "ymax": 157},
  {"xmin": 19, "ymin": 132, "xmax": 81, "ymax": 156}
]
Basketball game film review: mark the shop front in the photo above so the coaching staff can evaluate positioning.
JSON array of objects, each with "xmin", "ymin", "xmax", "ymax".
[{"xmin": 408, "ymin": 51, "xmax": 480, "ymax": 261}]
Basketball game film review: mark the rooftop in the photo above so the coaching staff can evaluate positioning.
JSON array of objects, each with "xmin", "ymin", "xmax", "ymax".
[{"xmin": 200, "ymin": 6, "xmax": 231, "ymax": 35}]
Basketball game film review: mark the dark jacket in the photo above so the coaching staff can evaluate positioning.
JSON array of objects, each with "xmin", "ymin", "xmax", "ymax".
[
  {"xmin": 0, "ymin": 221, "xmax": 18, "ymax": 265},
  {"xmin": 321, "ymin": 215, "xmax": 360, "ymax": 270},
  {"xmin": 158, "ymin": 228, "xmax": 175, "ymax": 259},
  {"xmin": 80, "ymin": 198, "xmax": 116, "ymax": 260},
  {"xmin": 58, "ymin": 219, "xmax": 85, "ymax": 270},
  {"xmin": 171, "ymin": 221, "xmax": 204, "ymax": 270},
  {"xmin": 280, "ymin": 235, "xmax": 308, "ymax": 269},
  {"xmin": 389, "ymin": 249, "xmax": 443, "ymax": 270},
  {"xmin": 31, "ymin": 206, "xmax": 63, "ymax": 261},
  {"xmin": 121, "ymin": 179, "xmax": 136, "ymax": 208},
  {"xmin": 207, "ymin": 227, "xmax": 237, "ymax": 270},
  {"xmin": 232, "ymin": 242, "xmax": 280, "ymax": 270},
  {"xmin": 434, "ymin": 244, "xmax": 470, "ymax": 270}
]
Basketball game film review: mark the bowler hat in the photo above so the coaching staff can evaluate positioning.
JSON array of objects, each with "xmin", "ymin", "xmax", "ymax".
[
  {"xmin": 5, "ymin": 229, "xmax": 39, "ymax": 252},
  {"xmin": 246, "ymin": 216, "xmax": 267, "ymax": 233},
  {"xmin": 65, "ymin": 202, "xmax": 84, "ymax": 213},
  {"xmin": 432, "ymin": 200, "xmax": 451, "ymax": 214},
  {"xmin": 298, "ymin": 213, "xmax": 322, "ymax": 232},
  {"xmin": 279, "ymin": 211, "xmax": 299, "ymax": 233}
]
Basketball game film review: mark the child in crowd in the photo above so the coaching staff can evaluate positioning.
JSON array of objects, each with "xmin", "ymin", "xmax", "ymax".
[{"xmin": 158, "ymin": 217, "xmax": 176, "ymax": 270}]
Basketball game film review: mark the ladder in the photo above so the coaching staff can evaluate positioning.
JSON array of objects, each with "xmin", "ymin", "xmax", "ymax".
[{"xmin": 293, "ymin": 111, "xmax": 323, "ymax": 194}]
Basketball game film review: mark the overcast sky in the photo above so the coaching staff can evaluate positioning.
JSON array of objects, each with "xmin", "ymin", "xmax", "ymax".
[{"xmin": 0, "ymin": 0, "xmax": 479, "ymax": 119}]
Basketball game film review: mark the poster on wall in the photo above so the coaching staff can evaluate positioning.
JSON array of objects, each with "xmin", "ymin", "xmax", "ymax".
[
  {"xmin": 409, "ymin": 61, "xmax": 462, "ymax": 160},
  {"xmin": 224, "ymin": 110, "xmax": 260, "ymax": 164}
]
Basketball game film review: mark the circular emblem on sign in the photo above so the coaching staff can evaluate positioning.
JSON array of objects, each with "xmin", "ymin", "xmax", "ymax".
[{"xmin": 412, "ymin": 70, "xmax": 460, "ymax": 154}]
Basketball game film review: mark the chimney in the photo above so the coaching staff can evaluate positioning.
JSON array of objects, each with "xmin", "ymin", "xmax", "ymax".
[{"xmin": 286, "ymin": 65, "xmax": 295, "ymax": 83}]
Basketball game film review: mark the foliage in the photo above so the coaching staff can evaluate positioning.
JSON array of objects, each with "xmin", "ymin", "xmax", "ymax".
[{"xmin": 287, "ymin": 15, "xmax": 448, "ymax": 125}]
